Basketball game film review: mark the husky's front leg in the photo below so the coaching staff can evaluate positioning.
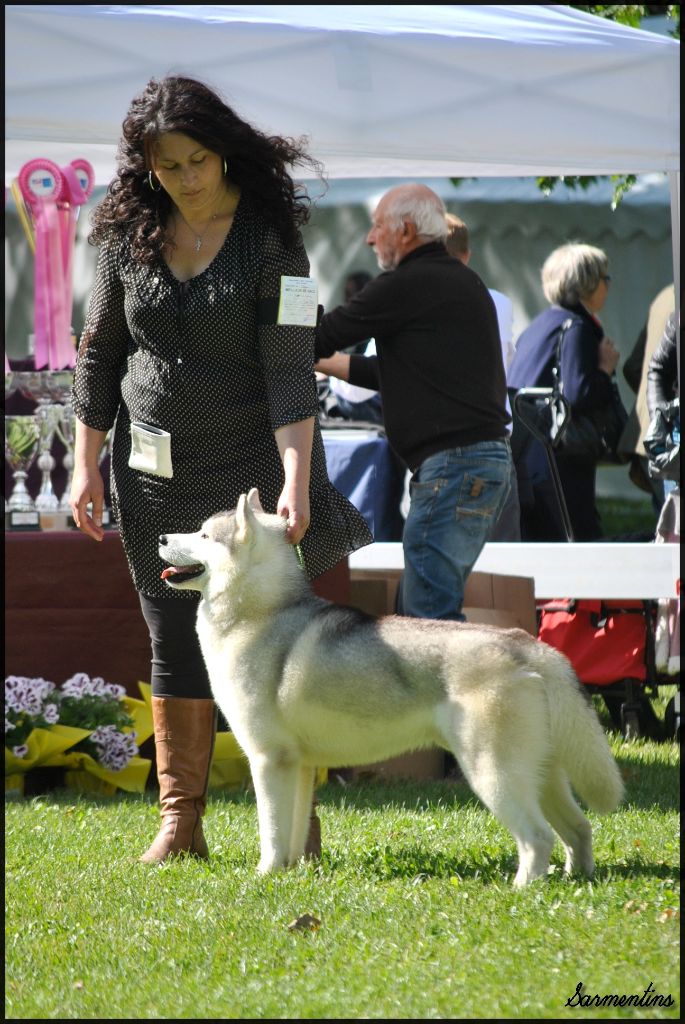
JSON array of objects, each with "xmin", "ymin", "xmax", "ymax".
[
  {"xmin": 249, "ymin": 753, "xmax": 299, "ymax": 873},
  {"xmin": 288, "ymin": 765, "xmax": 316, "ymax": 865}
]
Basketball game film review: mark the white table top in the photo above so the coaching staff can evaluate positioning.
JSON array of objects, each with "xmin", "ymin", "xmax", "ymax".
[{"xmin": 349, "ymin": 542, "xmax": 680, "ymax": 600}]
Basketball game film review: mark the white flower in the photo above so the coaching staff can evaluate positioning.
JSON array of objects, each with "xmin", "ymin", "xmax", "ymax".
[
  {"xmin": 43, "ymin": 704, "xmax": 60, "ymax": 725},
  {"xmin": 61, "ymin": 673, "xmax": 98, "ymax": 698},
  {"xmin": 12, "ymin": 744, "xmax": 29, "ymax": 759},
  {"xmin": 61, "ymin": 673, "xmax": 125, "ymax": 701},
  {"xmin": 89, "ymin": 725, "xmax": 138, "ymax": 771},
  {"xmin": 6, "ymin": 718, "xmax": 16, "ymax": 733},
  {"xmin": 5, "ymin": 676, "xmax": 56, "ymax": 717},
  {"xmin": 105, "ymin": 683, "xmax": 127, "ymax": 700}
]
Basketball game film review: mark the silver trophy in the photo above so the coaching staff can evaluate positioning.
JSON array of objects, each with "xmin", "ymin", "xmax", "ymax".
[
  {"xmin": 45, "ymin": 371, "xmax": 76, "ymax": 514},
  {"xmin": 5, "ymin": 371, "xmax": 17, "ymax": 401},
  {"xmin": 4, "ymin": 373, "xmax": 18, "ymax": 519},
  {"xmin": 35, "ymin": 405, "xmax": 63, "ymax": 512},
  {"xmin": 14, "ymin": 370, "xmax": 69, "ymax": 515},
  {"xmin": 14, "ymin": 371, "xmax": 57, "ymax": 512},
  {"xmin": 5, "ymin": 415, "xmax": 41, "ymax": 527},
  {"xmin": 55, "ymin": 402, "xmax": 75, "ymax": 514},
  {"xmin": 55, "ymin": 410, "xmax": 113, "ymax": 527}
]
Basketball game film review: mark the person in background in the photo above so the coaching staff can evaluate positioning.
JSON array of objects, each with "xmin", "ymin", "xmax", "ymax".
[
  {"xmin": 507, "ymin": 242, "xmax": 620, "ymax": 541},
  {"xmin": 315, "ymin": 183, "xmax": 512, "ymax": 621},
  {"xmin": 343, "ymin": 271, "xmax": 374, "ymax": 347},
  {"xmin": 70, "ymin": 75, "xmax": 372, "ymax": 865},
  {"xmin": 618, "ymin": 282, "xmax": 675, "ymax": 514},
  {"xmin": 323, "ymin": 270, "xmax": 384, "ymax": 425},
  {"xmin": 647, "ymin": 310, "xmax": 679, "ymax": 499},
  {"xmin": 444, "ymin": 213, "xmax": 520, "ymax": 541}
]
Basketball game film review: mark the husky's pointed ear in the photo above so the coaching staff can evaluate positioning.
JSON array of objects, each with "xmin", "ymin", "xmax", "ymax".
[
  {"xmin": 246, "ymin": 488, "xmax": 264, "ymax": 514},
  {"xmin": 235, "ymin": 492, "xmax": 257, "ymax": 544}
]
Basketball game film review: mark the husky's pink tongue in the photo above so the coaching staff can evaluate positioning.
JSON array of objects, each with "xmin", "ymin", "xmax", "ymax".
[{"xmin": 160, "ymin": 565, "xmax": 200, "ymax": 580}]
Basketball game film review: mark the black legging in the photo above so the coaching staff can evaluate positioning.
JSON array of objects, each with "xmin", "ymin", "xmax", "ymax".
[{"xmin": 139, "ymin": 593, "xmax": 213, "ymax": 699}]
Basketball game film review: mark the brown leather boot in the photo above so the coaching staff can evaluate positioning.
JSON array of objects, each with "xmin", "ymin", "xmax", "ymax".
[
  {"xmin": 140, "ymin": 696, "xmax": 217, "ymax": 864},
  {"xmin": 304, "ymin": 795, "xmax": 321, "ymax": 860}
]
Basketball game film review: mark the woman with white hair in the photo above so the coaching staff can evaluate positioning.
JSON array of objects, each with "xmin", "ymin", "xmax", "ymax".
[{"xmin": 508, "ymin": 242, "xmax": 620, "ymax": 540}]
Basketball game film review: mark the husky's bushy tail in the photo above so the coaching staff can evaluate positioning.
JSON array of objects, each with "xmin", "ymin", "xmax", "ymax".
[{"xmin": 544, "ymin": 647, "xmax": 624, "ymax": 813}]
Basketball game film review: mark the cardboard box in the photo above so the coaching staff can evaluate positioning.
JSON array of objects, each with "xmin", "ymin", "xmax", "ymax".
[
  {"xmin": 345, "ymin": 569, "xmax": 537, "ymax": 781},
  {"xmin": 349, "ymin": 748, "xmax": 446, "ymax": 783},
  {"xmin": 349, "ymin": 570, "xmax": 537, "ymax": 636}
]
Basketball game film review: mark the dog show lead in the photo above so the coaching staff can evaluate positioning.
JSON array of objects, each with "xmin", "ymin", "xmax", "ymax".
[{"xmin": 69, "ymin": 75, "xmax": 372, "ymax": 864}]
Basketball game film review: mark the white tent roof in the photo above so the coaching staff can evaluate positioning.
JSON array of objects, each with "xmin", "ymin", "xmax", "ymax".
[{"xmin": 5, "ymin": 4, "xmax": 680, "ymax": 185}]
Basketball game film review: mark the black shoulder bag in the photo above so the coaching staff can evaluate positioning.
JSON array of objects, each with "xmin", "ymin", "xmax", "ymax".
[{"xmin": 551, "ymin": 318, "xmax": 628, "ymax": 464}]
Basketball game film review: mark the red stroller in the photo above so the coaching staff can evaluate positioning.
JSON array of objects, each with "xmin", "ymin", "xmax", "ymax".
[
  {"xmin": 512, "ymin": 388, "xmax": 673, "ymax": 739},
  {"xmin": 537, "ymin": 598, "xmax": 664, "ymax": 738}
]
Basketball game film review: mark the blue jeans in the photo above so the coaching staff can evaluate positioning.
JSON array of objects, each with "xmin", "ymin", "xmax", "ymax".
[{"xmin": 398, "ymin": 440, "xmax": 512, "ymax": 621}]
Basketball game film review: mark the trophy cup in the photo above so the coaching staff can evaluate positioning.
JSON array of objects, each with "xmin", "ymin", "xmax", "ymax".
[
  {"xmin": 45, "ymin": 370, "xmax": 76, "ymax": 516},
  {"xmin": 5, "ymin": 371, "xmax": 17, "ymax": 401},
  {"xmin": 5, "ymin": 415, "xmax": 41, "ymax": 528},
  {"xmin": 55, "ymin": 401, "xmax": 75, "ymax": 514},
  {"xmin": 35, "ymin": 404, "xmax": 63, "ymax": 513},
  {"xmin": 14, "ymin": 370, "xmax": 67, "ymax": 524},
  {"xmin": 57, "ymin": 416, "xmax": 114, "ymax": 530}
]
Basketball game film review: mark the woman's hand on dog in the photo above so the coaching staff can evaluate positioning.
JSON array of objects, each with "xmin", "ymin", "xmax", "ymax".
[
  {"xmin": 274, "ymin": 418, "xmax": 314, "ymax": 546},
  {"xmin": 277, "ymin": 484, "xmax": 310, "ymax": 545}
]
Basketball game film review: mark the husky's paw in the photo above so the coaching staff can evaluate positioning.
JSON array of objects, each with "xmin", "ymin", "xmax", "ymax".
[
  {"xmin": 513, "ymin": 867, "xmax": 549, "ymax": 887},
  {"xmin": 257, "ymin": 856, "xmax": 287, "ymax": 875}
]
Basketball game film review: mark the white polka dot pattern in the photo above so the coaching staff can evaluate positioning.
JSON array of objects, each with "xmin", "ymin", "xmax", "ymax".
[{"xmin": 72, "ymin": 194, "xmax": 372, "ymax": 597}]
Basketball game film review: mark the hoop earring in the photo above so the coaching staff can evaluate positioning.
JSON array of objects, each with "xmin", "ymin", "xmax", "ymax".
[
  {"xmin": 148, "ymin": 170, "xmax": 161, "ymax": 192},
  {"xmin": 223, "ymin": 158, "xmax": 228, "ymax": 176}
]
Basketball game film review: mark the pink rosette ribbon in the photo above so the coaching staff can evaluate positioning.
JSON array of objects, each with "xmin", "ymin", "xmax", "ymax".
[
  {"xmin": 18, "ymin": 159, "xmax": 67, "ymax": 369},
  {"xmin": 57, "ymin": 160, "xmax": 95, "ymax": 367}
]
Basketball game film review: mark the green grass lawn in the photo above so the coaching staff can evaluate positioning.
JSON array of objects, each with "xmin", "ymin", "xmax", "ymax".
[
  {"xmin": 5, "ymin": 713, "xmax": 680, "ymax": 1021},
  {"xmin": 596, "ymin": 495, "xmax": 661, "ymax": 540}
]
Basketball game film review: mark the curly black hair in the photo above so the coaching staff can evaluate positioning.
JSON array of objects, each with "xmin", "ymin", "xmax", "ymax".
[{"xmin": 89, "ymin": 75, "xmax": 323, "ymax": 263}]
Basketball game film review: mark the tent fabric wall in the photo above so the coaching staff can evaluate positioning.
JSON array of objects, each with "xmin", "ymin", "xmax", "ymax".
[
  {"xmin": 6, "ymin": 173, "xmax": 672, "ymax": 386},
  {"xmin": 4, "ymin": 4, "xmax": 680, "ymax": 183}
]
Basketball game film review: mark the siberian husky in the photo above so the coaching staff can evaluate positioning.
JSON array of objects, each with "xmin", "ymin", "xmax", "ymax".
[{"xmin": 159, "ymin": 488, "xmax": 623, "ymax": 886}]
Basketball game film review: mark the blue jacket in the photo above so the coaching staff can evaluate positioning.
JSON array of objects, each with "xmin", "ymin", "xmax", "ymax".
[{"xmin": 508, "ymin": 303, "xmax": 614, "ymax": 414}]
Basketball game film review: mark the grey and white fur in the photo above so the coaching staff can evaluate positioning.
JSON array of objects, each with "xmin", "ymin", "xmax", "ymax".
[{"xmin": 159, "ymin": 488, "xmax": 623, "ymax": 886}]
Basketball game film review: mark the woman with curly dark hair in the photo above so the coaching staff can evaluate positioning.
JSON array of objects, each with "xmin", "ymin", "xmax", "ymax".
[{"xmin": 70, "ymin": 76, "xmax": 372, "ymax": 865}]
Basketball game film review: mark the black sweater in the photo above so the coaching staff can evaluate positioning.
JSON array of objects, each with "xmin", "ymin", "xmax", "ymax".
[{"xmin": 315, "ymin": 242, "xmax": 509, "ymax": 470}]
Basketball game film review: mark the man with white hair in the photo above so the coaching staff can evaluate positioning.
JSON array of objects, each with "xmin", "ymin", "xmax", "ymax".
[{"xmin": 315, "ymin": 183, "xmax": 512, "ymax": 621}]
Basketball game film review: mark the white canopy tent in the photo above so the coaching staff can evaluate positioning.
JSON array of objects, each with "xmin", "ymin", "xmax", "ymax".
[
  {"xmin": 5, "ymin": 4, "xmax": 679, "ymax": 177},
  {"xmin": 5, "ymin": 3, "xmax": 680, "ymax": 297}
]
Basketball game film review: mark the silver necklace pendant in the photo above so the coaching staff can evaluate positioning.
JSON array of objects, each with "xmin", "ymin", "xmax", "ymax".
[{"xmin": 195, "ymin": 237, "xmax": 202, "ymax": 252}]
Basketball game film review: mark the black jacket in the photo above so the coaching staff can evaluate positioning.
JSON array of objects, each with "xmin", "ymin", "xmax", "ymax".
[
  {"xmin": 647, "ymin": 312, "xmax": 678, "ymax": 417},
  {"xmin": 315, "ymin": 242, "xmax": 509, "ymax": 470}
]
